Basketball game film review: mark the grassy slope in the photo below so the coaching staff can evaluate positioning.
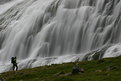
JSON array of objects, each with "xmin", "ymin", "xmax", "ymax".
[{"xmin": 1, "ymin": 56, "xmax": 121, "ymax": 81}]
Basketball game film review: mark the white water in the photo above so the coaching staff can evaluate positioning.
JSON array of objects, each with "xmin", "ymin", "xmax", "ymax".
[{"xmin": 0, "ymin": 0, "xmax": 121, "ymax": 73}]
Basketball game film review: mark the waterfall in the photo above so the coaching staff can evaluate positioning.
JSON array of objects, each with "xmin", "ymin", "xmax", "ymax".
[{"xmin": 0, "ymin": 0, "xmax": 121, "ymax": 72}]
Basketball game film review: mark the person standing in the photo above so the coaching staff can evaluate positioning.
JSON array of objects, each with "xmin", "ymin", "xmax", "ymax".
[{"xmin": 11, "ymin": 57, "xmax": 18, "ymax": 71}]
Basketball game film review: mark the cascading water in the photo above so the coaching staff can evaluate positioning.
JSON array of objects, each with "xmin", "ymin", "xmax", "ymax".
[{"xmin": 0, "ymin": 0, "xmax": 121, "ymax": 73}]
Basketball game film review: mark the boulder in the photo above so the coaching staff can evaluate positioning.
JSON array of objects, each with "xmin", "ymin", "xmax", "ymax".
[{"xmin": 72, "ymin": 66, "xmax": 84, "ymax": 74}]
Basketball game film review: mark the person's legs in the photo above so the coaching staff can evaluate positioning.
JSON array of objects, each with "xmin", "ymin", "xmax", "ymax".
[
  {"xmin": 15, "ymin": 64, "xmax": 18, "ymax": 71},
  {"xmin": 13, "ymin": 64, "xmax": 15, "ymax": 71}
]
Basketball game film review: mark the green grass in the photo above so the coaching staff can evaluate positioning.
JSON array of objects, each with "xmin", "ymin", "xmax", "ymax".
[{"xmin": 1, "ymin": 56, "xmax": 121, "ymax": 81}]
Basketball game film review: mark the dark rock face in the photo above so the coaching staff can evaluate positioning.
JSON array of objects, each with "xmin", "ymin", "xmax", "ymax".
[{"xmin": 0, "ymin": 0, "xmax": 11, "ymax": 4}]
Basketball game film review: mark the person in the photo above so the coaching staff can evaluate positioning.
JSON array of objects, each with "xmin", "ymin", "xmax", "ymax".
[{"xmin": 11, "ymin": 57, "xmax": 18, "ymax": 71}]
